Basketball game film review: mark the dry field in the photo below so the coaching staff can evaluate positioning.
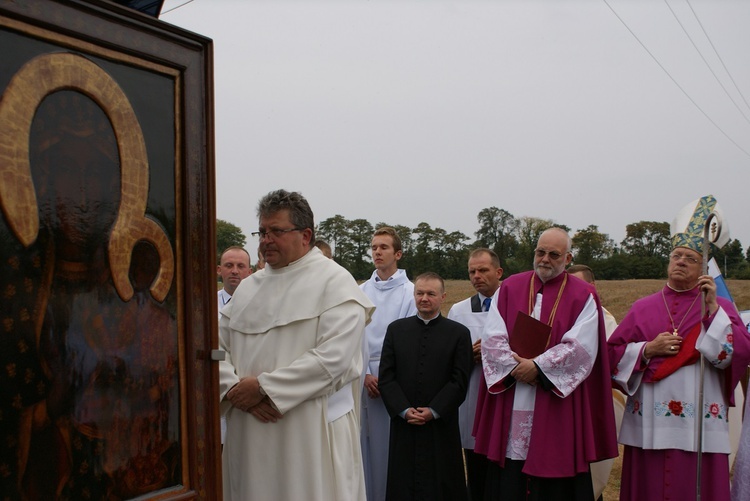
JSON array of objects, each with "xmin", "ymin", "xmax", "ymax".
[
  {"xmin": 443, "ymin": 279, "xmax": 750, "ymax": 320},
  {"xmin": 443, "ymin": 279, "xmax": 750, "ymax": 500}
]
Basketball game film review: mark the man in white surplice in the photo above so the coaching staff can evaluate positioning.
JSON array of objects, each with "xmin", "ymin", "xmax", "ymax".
[
  {"xmin": 219, "ymin": 190, "xmax": 374, "ymax": 501},
  {"xmin": 216, "ymin": 246, "xmax": 251, "ymax": 446},
  {"xmin": 447, "ymin": 248, "xmax": 503, "ymax": 501},
  {"xmin": 360, "ymin": 226, "xmax": 416, "ymax": 501}
]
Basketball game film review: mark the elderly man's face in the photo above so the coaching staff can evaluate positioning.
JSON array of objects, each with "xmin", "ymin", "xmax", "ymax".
[
  {"xmin": 667, "ymin": 247, "xmax": 703, "ymax": 289},
  {"xmin": 533, "ymin": 230, "xmax": 572, "ymax": 283},
  {"xmin": 258, "ymin": 210, "xmax": 311, "ymax": 269}
]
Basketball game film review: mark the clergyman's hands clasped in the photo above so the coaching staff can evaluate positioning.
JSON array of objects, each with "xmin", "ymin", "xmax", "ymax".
[
  {"xmin": 250, "ymin": 398, "xmax": 283, "ymax": 423},
  {"xmin": 226, "ymin": 376, "xmax": 264, "ymax": 412},
  {"xmin": 226, "ymin": 377, "xmax": 284, "ymax": 423},
  {"xmin": 510, "ymin": 354, "xmax": 539, "ymax": 385},
  {"xmin": 405, "ymin": 407, "xmax": 434, "ymax": 425}
]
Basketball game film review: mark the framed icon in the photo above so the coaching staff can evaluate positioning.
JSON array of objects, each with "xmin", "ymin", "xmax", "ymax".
[{"xmin": 0, "ymin": 1, "xmax": 219, "ymax": 498}]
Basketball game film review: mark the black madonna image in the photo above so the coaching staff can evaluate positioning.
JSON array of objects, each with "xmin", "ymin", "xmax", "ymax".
[{"xmin": 0, "ymin": 50, "xmax": 181, "ymax": 499}]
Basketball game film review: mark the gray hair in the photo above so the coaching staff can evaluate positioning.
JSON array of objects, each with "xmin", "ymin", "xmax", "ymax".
[{"xmin": 257, "ymin": 189, "xmax": 315, "ymax": 244}]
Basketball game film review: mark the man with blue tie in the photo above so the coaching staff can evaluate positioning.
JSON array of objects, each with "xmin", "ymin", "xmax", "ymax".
[{"xmin": 447, "ymin": 248, "xmax": 503, "ymax": 500}]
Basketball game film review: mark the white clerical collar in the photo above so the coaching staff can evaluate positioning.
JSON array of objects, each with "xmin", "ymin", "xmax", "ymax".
[
  {"xmin": 417, "ymin": 312, "xmax": 440, "ymax": 324},
  {"xmin": 666, "ymin": 281, "xmax": 699, "ymax": 293}
]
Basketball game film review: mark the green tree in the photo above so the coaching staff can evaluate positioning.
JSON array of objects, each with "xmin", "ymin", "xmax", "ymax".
[
  {"xmin": 507, "ymin": 217, "xmax": 556, "ymax": 274},
  {"xmin": 735, "ymin": 262, "xmax": 750, "ymax": 279},
  {"xmin": 317, "ymin": 214, "xmax": 350, "ymax": 259},
  {"xmin": 596, "ymin": 251, "xmax": 630, "ymax": 280},
  {"xmin": 430, "ymin": 227, "xmax": 448, "ymax": 276},
  {"xmin": 597, "ymin": 251, "xmax": 667, "ymax": 280},
  {"xmin": 620, "ymin": 221, "xmax": 671, "ymax": 259},
  {"xmin": 474, "ymin": 207, "xmax": 518, "ymax": 261},
  {"xmin": 712, "ymin": 238, "xmax": 745, "ymax": 277},
  {"xmin": 412, "ymin": 222, "xmax": 435, "ymax": 275},
  {"xmin": 571, "ymin": 225, "xmax": 615, "ymax": 264},
  {"xmin": 345, "ymin": 218, "xmax": 374, "ymax": 279},
  {"xmin": 216, "ymin": 219, "xmax": 246, "ymax": 262},
  {"xmin": 439, "ymin": 230, "xmax": 470, "ymax": 279},
  {"xmin": 394, "ymin": 224, "xmax": 414, "ymax": 264}
]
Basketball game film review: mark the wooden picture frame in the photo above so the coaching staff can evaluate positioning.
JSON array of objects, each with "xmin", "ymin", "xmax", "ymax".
[{"xmin": 0, "ymin": 0, "xmax": 219, "ymax": 498}]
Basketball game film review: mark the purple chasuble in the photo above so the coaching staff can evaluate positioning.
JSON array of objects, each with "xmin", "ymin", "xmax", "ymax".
[{"xmin": 473, "ymin": 270, "xmax": 618, "ymax": 477}]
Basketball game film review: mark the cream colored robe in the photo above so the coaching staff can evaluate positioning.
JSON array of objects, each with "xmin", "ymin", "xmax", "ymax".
[{"xmin": 219, "ymin": 248, "xmax": 374, "ymax": 501}]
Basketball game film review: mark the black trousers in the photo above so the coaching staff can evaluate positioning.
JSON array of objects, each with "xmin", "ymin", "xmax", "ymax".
[
  {"xmin": 484, "ymin": 458, "xmax": 594, "ymax": 501},
  {"xmin": 464, "ymin": 448, "xmax": 489, "ymax": 501}
]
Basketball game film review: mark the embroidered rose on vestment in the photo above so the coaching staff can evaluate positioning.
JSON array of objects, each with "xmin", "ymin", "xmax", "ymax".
[
  {"xmin": 668, "ymin": 400, "xmax": 683, "ymax": 415},
  {"xmin": 704, "ymin": 402, "xmax": 725, "ymax": 420},
  {"xmin": 625, "ymin": 399, "xmax": 642, "ymax": 416},
  {"xmin": 655, "ymin": 400, "xmax": 694, "ymax": 418}
]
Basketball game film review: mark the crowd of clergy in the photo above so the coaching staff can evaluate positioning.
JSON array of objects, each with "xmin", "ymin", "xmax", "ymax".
[{"xmin": 217, "ymin": 190, "xmax": 750, "ymax": 501}]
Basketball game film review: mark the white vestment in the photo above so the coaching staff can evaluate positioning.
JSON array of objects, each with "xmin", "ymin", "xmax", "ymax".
[
  {"xmin": 447, "ymin": 293, "xmax": 490, "ymax": 449},
  {"xmin": 217, "ymin": 288, "xmax": 231, "ymax": 444},
  {"xmin": 612, "ymin": 307, "xmax": 737, "ymax": 454},
  {"xmin": 359, "ymin": 269, "xmax": 416, "ymax": 501},
  {"xmin": 219, "ymin": 248, "xmax": 374, "ymax": 501},
  {"xmin": 217, "ymin": 288, "xmax": 231, "ymax": 316}
]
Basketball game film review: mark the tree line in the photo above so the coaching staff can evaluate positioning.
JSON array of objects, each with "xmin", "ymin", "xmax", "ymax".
[{"xmin": 217, "ymin": 208, "xmax": 750, "ymax": 281}]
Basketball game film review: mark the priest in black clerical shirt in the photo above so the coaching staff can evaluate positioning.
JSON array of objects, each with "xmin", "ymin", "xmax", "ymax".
[{"xmin": 378, "ymin": 272, "xmax": 473, "ymax": 501}]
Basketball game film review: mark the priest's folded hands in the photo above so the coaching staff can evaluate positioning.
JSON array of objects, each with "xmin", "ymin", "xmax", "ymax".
[
  {"xmin": 405, "ymin": 407, "xmax": 434, "ymax": 425},
  {"xmin": 510, "ymin": 354, "xmax": 539, "ymax": 385},
  {"xmin": 226, "ymin": 376, "xmax": 264, "ymax": 411}
]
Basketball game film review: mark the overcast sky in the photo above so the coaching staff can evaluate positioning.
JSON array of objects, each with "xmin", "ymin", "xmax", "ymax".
[{"xmin": 161, "ymin": 0, "xmax": 750, "ymax": 261}]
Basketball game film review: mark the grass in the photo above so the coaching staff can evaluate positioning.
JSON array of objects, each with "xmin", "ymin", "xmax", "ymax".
[{"xmin": 442, "ymin": 279, "xmax": 750, "ymax": 500}]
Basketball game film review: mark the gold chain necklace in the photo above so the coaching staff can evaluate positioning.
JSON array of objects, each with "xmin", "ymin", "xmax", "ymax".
[
  {"xmin": 661, "ymin": 288, "xmax": 700, "ymax": 336},
  {"xmin": 528, "ymin": 273, "xmax": 568, "ymax": 326}
]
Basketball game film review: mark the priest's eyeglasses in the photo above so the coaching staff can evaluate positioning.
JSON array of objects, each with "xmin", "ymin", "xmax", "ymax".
[
  {"xmin": 669, "ymin": 253, "xmax": 701, "ymax": 265},
  {"xmin": 534, "ymin": 249, "xmax": 567, "ymax": 260},
  {"xmin": 251, "ymin": 227, "xmax": 302, "ymax": 240}
]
